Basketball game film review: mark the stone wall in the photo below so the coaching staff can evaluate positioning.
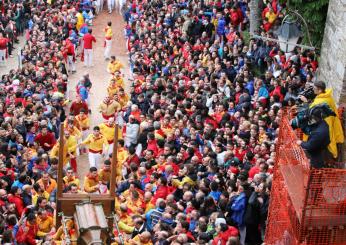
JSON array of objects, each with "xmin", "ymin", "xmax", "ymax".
[{"xmin": 318, "ymin": 0, "xmax": 346, "ymax": 105}]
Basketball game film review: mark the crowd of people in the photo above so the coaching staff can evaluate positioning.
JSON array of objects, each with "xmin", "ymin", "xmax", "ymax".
[{"xmin": 0, "ymin": 0, "xmax": 341, "ymax": 245}]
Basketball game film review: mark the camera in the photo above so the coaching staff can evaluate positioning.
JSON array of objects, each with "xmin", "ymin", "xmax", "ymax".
[
  {"xmin": 297, "ymin": 86, "xmax": 316, "ymax": 104},
  {"xmin": 291, "ymin": 103, "xmax": 336, "ymax": 134}
]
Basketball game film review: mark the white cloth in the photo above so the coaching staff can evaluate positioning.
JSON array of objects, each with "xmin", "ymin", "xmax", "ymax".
[
  {"xmin": 95, "ymin": 0, "xmax": 100, "ymax": 14},
  {"xmin": 67, "ymin": 55, "xmax": 76, "ymax": 72},
  {"xmin": 116, "ymin": 0, "xmax": 126, "ymax": 14},
  {"xmin": 84, "ymin": 48, "xmax": 93, "ymax": 67},
  {"xmin": 107, "ymin": 142, "xmax": 114, "ymax": 157},
  {"xmin": 107, "ymin": 0, "xmax": 115, "ymax": 11},
  {"xmin": 104, "ymin": 39, "xmax": 112, "ymax": 59},
  {"xmin": 125, "ymin": 123, "xmax": 139, "ymax": 147},
  {"xmin": 88, "ymin": 152, "xmax": 102, "ymax": 169}
]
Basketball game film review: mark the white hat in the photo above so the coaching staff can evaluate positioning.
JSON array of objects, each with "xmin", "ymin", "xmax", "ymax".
[{"xmin": 215, "ymin": 218, "xmax": 227, "ymax": 227}]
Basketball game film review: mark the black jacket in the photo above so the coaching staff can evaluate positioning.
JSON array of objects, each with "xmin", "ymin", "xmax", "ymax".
[{"xmin": 301, "ymin": 120, "xmax": 330, "ymax": 168}]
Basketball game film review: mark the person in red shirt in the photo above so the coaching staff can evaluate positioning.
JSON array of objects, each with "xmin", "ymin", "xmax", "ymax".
[
  {"xmin": 34, "ymin": 126, "xmax": 56, "ymax": 151},
  {"xmin": 15, "ymin": 212, "xmax": 39, "ymax": 245},
  {"xmin": 70, "ymin": 95, "xmax": 89, "ymax": 116},
  {"xmin": 0, "ymin": 32, "xmax": 8, "ymax": 66},
  {"xmin": 66, "ymin": 37, "xmax": 76, "ymax": 73},
  {"xmin": 83, "ymin": 29, "xmax": 97, "ymax": 67},
  {"xmin": 8, "ymin": 186, "xmax": 24, "ymax": 216}
]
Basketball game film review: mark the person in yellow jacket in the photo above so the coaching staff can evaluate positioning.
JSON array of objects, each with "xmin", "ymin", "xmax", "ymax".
[
  {"xmin": 63, "ymin": 167, "xmax": 80, "ymax": 189},
  {"xmin": 75, "ymin": 109, "xmax": 90, "ymax": 154},
  {"xmin": 37, "ymin": 209, "xmax": 55, "ymax": 238},
  {"xmin": 143, "ymin": 191, "xmax": 155, "ymax": 213},
  {"xmin": 104, "ymin": 21, "xmax": 113, "ymax": 60},
  {"xmin": 99, "ymin": 96, "xmax": 121, "ymax": 120},
  {"xmin": 300, "ymin": 81, "xmax": 344, "ymax": 159},
  {"xmin": 115, "ymin": 203, "xmax": 135, "ymax": 233},
  {"xmin": 53, "ymin": 218, "xmax": 78, "ymax": 245},
  {"xmin": 265, "ymin": 5, "xmax": 277, "ymax": 24},
  {"xmin": 99, "ymin": 159, "xmax": 111, "ymax": 185},
  {"xmin": 171, "ymin": 165, "xmax": 196, "ymax": 188},
  {"xmin": 65, "ymin": 120, "xmax": 82, "ymax": 140},
  {"xmin": 107, "ymin": 78, "xmax": 119, "ymax": 97},
  {"xmin": 99, "ymin": 117, "xmax": 116, "ymax": 156},
  {"xmin": 50, "ymin": 131, "xmax": 78, "ymax": 167},
  {"xmin": 80, "ymin": 126, "xmax": 109, "ymax": 168},
  {"xmin": 32, "ymin": 182, "xmax": 50, "ymax": 206},
  {"xmin": 125, "ymin": 190, "xmax": 145, "ymax": 215},
  {"xmin": 76, "ymin": 10, "xmax": 84, "ymax": 31},
  {"xmin": 112, "ymin": 231, "xmax": 153, "ymax": 245},
  {"xmin": 84, "ymin": 167, "xmax": 100, "ymax": 193},
  {"xmin": 117, "ymin": 88, "xmax": 129, "ymax": 109},
  {"xmin": 107, "ymin": 56, "xmax": 124, "ymax": 74},
  {"xmin": 113, "ymin": 71, "xmax": 125, "ymax": 88},
  {"xmin": 116, "ymin": 139, "xmax": 128, "ymax": 181},
  {"xmin": 75, "ymin": 109, "xmax": 90, "ymax": 138},
  {"xmin": 126, "ymin": 232, "xmax": 153, "ymax": 245}
]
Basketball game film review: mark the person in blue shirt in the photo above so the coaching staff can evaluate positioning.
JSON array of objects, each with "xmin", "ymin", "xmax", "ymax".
[
  {"xmin": 145, "ymin": 200, "xmax": 166, "ymax": 231},
  {"xmin": 11, "ymin": 175, "xmax": 27, "ymax": 190},
  {"xmin": 256, "ymin": 80, "xmax": 269, "ymax": 100},
  {"xmin": 208, "ymin": 181, "xmax": 222, "ymax": 202},
  {"xmin": 231, "ymin": 183, "xmax": 249, "ymax": 245},
  {"xmin": 77, "ymin": 79, "xmax": 89, "ymax": 103}
]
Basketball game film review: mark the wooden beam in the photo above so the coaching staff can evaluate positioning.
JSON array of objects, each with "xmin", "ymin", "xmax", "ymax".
[
  {"xmin": 109, "ymin": 125, "xmax": 118, "ymax": 198},
  {"xmin": 57, "ymin": 123, "xmax": 65, "ymax": 198}
]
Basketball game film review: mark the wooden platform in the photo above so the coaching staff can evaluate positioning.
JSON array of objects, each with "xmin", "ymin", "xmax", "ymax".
[{"xmin": 56, "ymin": 194, "xmax": 114, "ymax": 227}]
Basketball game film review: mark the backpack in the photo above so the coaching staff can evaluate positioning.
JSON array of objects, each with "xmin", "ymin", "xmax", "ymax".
[{"xmin": 0, "ymin": 38, "xmax": 7, "ymax": 49}]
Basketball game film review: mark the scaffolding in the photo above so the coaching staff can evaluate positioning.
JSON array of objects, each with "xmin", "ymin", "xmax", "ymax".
[{"xmin": 265, "ymin": 114, "xmax": 346, "ymax": 245}]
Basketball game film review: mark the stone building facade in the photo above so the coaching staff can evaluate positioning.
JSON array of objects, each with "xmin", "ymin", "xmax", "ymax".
[{"xmin": 318, "ymin": 0, "xmax": 346, "ymax": 105}]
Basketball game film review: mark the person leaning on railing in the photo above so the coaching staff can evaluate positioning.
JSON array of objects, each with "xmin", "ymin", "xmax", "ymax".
[
  {"xmin": 298, "ymin": 81, "xmax": 344, "ymax": 163},
  {"xmin": 296, "ymin": 106, "xmax": 330, "ymax": 168}
]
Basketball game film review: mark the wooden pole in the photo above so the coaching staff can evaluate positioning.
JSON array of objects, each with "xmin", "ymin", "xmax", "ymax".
[
  {"xmin": 109, "ymin": 125, "xmax": 118, "ymax": 198},
  {"xmin": 57, "ymin": 123, "xmax": 65, "ymax": 199}
]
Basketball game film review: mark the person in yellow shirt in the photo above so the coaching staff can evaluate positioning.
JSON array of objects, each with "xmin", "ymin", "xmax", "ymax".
[
  {"xmin": 116, "ymin": 139, "xmax": 128, "ymax": 181},
  {"xmin": 76, "ymin": 10, "xmax": 84, "ymax": 31},
  {"xmin": 125, "ymin": 190, "xmax": 144, "ymax": 215},
  {"xmin": 104, "ymin": 21, "xmax": 113, "ymax": 60},
  {"xmin": 171, "ymin": 165, "xmax": 196, "ymax": 188},
  {"xmin": 32, "ymin": 183, "xmax": 50, "ymax": 206},
  {"xmin": 63, "ymin": 168, "xmax": 80, "ymax": 190},
  {"xmin": 112, "ymin": 231, "xmax": 153, "ymax": 245},
  {"xmin": 99, "ymin": 159, "xmax": 111, "ymax": 185},
  {"xmin": 75, "ymin": 109, "xmax": 90, "ymax": 138},
  {"xmin": 299, "ymin": 81, "xmax": 344, "ymax": 159},
  {"xmin": 126, "ymin": 232, "xmax": 153, "ymax": 245},
  {"xmin": 161, "ymin": 116, "xmax": 173, "ymax": 136},
  {"xmin": 84, "ymin": 167, "xmax": 100, "ymax": 193},
  {"xmin": 143, "ymin": 191, "xmax": 155, "ymax": 213},
  {"xmin": 107, "ymin": 78, "xmax": 119, "ymax": 97},
  {"xmin": 53, "ymin": 218, "xmax": 78, "ymax": 245},
  {"xmin": 37, "ymin": 209, "xmax": 55, "ymax": 238},
  {"xmin": 36, "ymin": 172, "xmax": 57, "ymax": 195},
  {"xmin": 117, "ymin": 88, "xmax": 129, "ymax": 109},
  {"xmin": 50, "ymin": 131, "xmax": 78, "ymax": 170},
  {"xmin": 65, "ymin": 120, "xmax": 82, "ymax": 140},
  {"xmin": 113, "ymin": 71, "xmax": 125, "ymax": 89},
  {"xmin": 107, "ymin": 56, "xmax": 124, "ymax": 74},
  {"xmin": 116, "ymin": 203, "xmax": 135, "ymax": 233},
  {"xmin": 99, "ymin": 117, "xmax": 116, "ymax": 156},
  {"xmin": 75, "ymin": 109, "xmax": 90, "ymax": 154},
  {"xmin": 64, "ymin": 114, "xmax": 81, "ymax": 130},
  {"xmin": 99, "ymin": 96, "xmax": 121, "ymax": 120},
  {"xmin": 265, "ymin": 5, "xmax": 277, "ymax": 24},
  {"xmin": 80, "ymin": 126, "xmax": 109, "ymax": 168}
]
